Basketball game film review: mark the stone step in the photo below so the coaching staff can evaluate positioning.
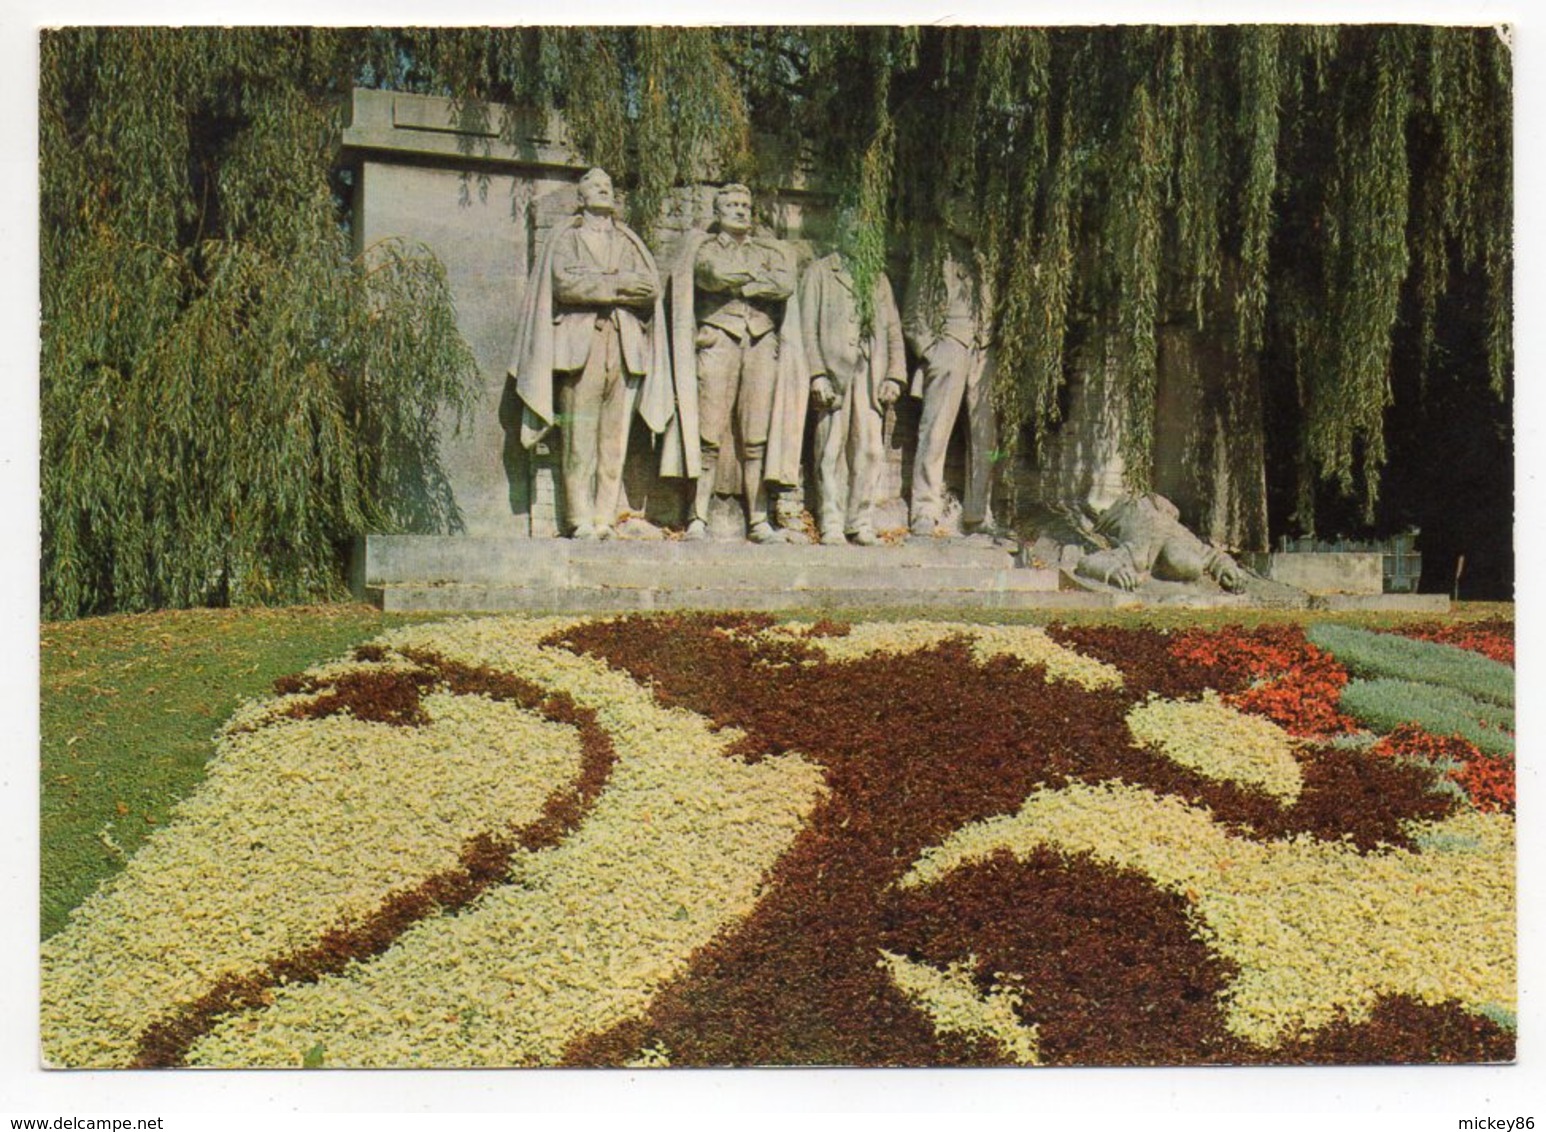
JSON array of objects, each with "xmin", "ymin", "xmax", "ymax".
[
  {"xmin": 369, "ymin": 583, "xmax": 1127, "ymax": 614},
  {"xmin": 355, "ymin": 536, "xmax": 1452, "ymax": 614},
  {"xmin": 358, "ymin": 533, "xmax": 1027, "ymax": 586},
  {"xmin": 572, "ymin": 560, "xmax": 1055, "ymax": 593}
]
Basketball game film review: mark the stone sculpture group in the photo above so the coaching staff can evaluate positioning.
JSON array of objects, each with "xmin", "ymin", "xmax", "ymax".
[
  {"xmin": 508, "ymin": 169, "xmax": 1244, "ymax": 592},
  {"xmin": 512, "ymin": 172, "xmax": 1005, "ymax": 546}
]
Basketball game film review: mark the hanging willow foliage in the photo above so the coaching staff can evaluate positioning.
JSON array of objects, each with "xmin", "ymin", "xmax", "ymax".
[
  {"xmin": 42, "ymin": 25, "xmax": 1511, "ymax": 615},
  {"xmin": 41, "ymin": 28, "xmax": 480, "ymax": 619},
  {"xmin": 725, "ymin": 25, "xmax": 1510, "ymax": 523},
  {"xmin": 384, "ymin": 27, "xmax": 754, "ymax": 235},
  {"xmin": 1261, "ymin": 25, "xmax": 1511, "ymax": 524}
]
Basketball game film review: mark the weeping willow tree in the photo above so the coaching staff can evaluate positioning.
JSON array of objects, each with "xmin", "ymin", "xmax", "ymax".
[
  {"xmin": 757, "ymin": 26, "xmax": 1511, "ymax": 528},
  {"xmin": 39, "ymin": 26, "xmax": 763, "ymax": 618},
  {"xmin": 40, "ymin": 28, "xmax": 485, "ymax": 619},
  {"xmin": 42, "ymin": 25, "xmax": 1511, "ymax": 616}
]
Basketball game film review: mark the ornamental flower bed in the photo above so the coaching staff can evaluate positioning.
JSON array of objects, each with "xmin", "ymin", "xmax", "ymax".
[{"xmin": 41, "ymin": 615, "xmax": 1515, "ymax": 1068}]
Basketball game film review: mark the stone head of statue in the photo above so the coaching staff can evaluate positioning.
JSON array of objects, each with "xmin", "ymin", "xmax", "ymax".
[
  {"xmin": 713, "ymin": 183, "xmax": 754, "ymax": 236},
  {"xmin": 577, "ymin": 168, "xmax": 616, "ymax": 216},
  {"xmin": 830, "ymin": 205, "xmax": 862, "ymax": 258}
]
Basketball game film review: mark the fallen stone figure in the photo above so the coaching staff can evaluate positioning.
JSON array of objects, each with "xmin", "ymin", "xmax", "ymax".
[{"xmin": 1073, "ymin": 493, "xmax": 1246, "ymax": 593}]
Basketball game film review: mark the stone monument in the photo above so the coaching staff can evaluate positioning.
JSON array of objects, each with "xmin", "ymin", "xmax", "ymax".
[{"xmin": 345, "ymin": 88, "xmax": 1445, "ymax": 615}]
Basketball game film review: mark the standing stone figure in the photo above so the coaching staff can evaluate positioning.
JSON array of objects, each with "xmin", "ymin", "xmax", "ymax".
[
  {"xmin": 510, "ymin": 167, "xmax": 671, "ymax": 539},
  {"xmin": 902, "ymin": 235, "xmax": 999, "ymax": 537},
  {"xmin": 800, "ymin": 247, "xmax": 906, "ymax": 545},
  {"xmin": 660, "ymin": 184, "xmax": 809, "ymax": 543}
]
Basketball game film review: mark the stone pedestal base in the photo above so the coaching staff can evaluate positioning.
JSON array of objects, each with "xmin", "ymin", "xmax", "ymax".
[
  {"xmin": 1240, "ymin": 552, "xmax": 1384, "ymax": 595},
  {"xmin": 354, "ymin": 534, "xmax": 1088, "ymax": 613}
]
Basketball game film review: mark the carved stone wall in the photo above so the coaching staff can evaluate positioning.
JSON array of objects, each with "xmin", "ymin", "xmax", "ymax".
[
  {"xmin": 1019, "ymin": 329, "xmax": 1268, "ymax": 552},
  {"xmin": 344, "ymin": 89, "xmax": 868, "ymax": 537},
  {"xmin": 1153, "ymin": 324, "xmax": 1269, "ymax": 553},
  {"xmin": 345, "ymin": 89, "xmax": 585, "ymax": 537},
  {"xmin": 1022, "ymin": 347, "xmax": 1129, "ymax": 516}
]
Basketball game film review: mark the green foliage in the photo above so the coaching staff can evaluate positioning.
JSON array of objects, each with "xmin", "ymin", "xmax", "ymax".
[
  {"xmin": 1339, "ymin": 678, "xmax": 1514, "ymax": 758},
  {"xmin": 382, "ymin": 28, "xmax": 752, "ymax": 238},
  {"xmin": 41, "ymin": 29, "xmax": 480, "ymax": 619},
  {"xmin": 1307, "ymin": 623, "xmax": 1514, "ymax": 707},
  {"xmin": 1476, "ymin": 1004, "xmax": 1519, "ymax": 1034},
  {"xmin": 1306, "ymin": 31, "xmax": 1412, "ymax": 517},
  {"xmin": 1269, "ymin": 27, "xmax": 1511, "ymax": 527},
  {"xmin": 1236, "ymin": 26, "xmax": 1280, "ymax": 351}
]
